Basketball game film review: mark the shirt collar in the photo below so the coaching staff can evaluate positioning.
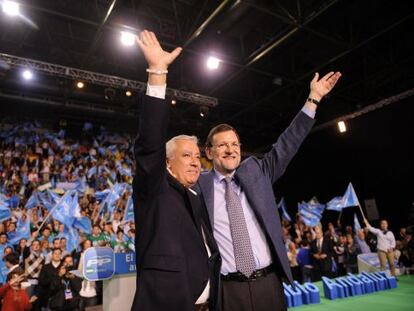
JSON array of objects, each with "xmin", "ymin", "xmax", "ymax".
[{"xmin": 213, "ymin": 168, "xmax": 236, "ymax": 183}]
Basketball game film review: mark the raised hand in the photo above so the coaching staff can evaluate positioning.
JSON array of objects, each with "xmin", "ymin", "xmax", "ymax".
[
  {"xmin": 8, "ymin": 274, "xmax": 25, "ymax": 287},
  {"xmin": 136, "ymin": 30, "xmax": 182, "ymax": 70},
  {"xmin": 309, "ymin": 71, "xmax": 342, "ymax": 101}
]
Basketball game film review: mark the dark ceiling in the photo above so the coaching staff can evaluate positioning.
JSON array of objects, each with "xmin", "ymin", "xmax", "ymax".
[{"xmin": 0, "ymin": 0, "xmax": 413, "ymax": 152}]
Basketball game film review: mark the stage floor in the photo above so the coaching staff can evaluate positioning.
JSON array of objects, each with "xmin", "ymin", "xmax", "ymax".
[{"xmin": 290, "ymin": 275, "xmax": 414, "ymax": 311}]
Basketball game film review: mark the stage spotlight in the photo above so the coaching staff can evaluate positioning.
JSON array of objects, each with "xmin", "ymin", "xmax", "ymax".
[
  {"xmin": 2, "ymin": 1, "xmax": 20, "ymax": 16},
  {"xmin": 104, "ymin": 88, "xmax": 116, "ymax": 100},
  {"xmin": 206, "ymin": 56, "xmax": 220, "ymax": 70},
  {"xmin": 171, "ymin": 99, "xmax": 177, "ymax": 105},
  {"xmin": 22, "ymin": 69, "xmax": 33, "ymax": 80},
  {"xmin": 200, "ymin": 106, "xmax": 209, "ymax": 117},
  {"xmin": 76, "ymin": 81, "xmax": 85, "ymax": 89},
  {"xmin": 338, "ymin": 121, "xmax": 347, "ymax": 133},
  {"xmin": 125, "ymin": 90, "xmax": 132, "ymax": 97},
  {"xmin": 120, "ymin": 31, "xmax": 135, "ymax": 46}
]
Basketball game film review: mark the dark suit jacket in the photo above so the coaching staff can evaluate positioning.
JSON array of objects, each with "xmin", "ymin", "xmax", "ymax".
[
  {"xmin": 131, "ymin": 95, "xmax": 220, "ymax": 311},
  {"xmin": 198, "ymin": 110, "xmax": 315, "ymax": 284},
  {"xmin": 310, "ymin": 236, "xmax": 334, "ymax": 272}
]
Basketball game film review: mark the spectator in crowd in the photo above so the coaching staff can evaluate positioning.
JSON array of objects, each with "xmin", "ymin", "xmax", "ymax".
[
  {"xmin": 77, "ymin": 240, "xmax": 98, "ymax": 310},
  {"xmin": 397, "ymin": 227, "xmax": 407, "ymax": 241},
  {"xmin": 0, "ymin": 267, "xmax": 35, "ymax": 311},
  {"xmin": 311, "ymin": 226, "xmax": 334, "ymax": 280},
  {"xmin": 87, "ymin": 225, "xmax": 105, "ymax": 247},
  {"xmin": 4, "ymin": 253, "xmax": 20, "ymax": 279},
  {"xmin": 344, "ymin": 234, "xmax": 360, "ymax": 273},
  {"xmin": 24, "ymin": 239, "xmax": 44, "ymax": 303},
  {"xmin": 333, "ymin": 235, "xmax": 346, "ymax": 276},
  {"xmin": 296, "ymin": 240, "xmax": 313, "ymax": 283},
  {"xmin": 287, "ymin": 242, "xmax": 300, "ymax": 281},
  {"xmin": 38, "ymin": 248, "xmax": 62, "ymax": 309},
  {"xmin": 364, "ymin": 219, "xmax": 396, "ymax": 276},
  {"xmin": 49, "ymin": 255, "xmax": 82, "ymax": 311},
  {"xmin": 355, "ymin": 229, "xmax": 371, "ymax": 254}
]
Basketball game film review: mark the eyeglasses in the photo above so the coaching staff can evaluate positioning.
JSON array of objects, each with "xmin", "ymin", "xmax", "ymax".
[{"xmin": 211, "ymin": 142, "xmax": 241, "ymax": 150}]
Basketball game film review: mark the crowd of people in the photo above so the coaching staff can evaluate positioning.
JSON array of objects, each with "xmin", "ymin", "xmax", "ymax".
[
  {"xmin": 282, "ymin": 215, "xmax": 414, "ymax": 283},
  {"xmin": 1, "ymin": 118, "xmax": 413, "ymax": 310},
  {"xmin": 0, "ymin": 120, "xmax": 138, "ymax": 310}
]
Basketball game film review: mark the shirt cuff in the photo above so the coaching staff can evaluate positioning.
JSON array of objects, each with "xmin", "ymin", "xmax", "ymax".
[
  {"xmin": 301, "ymin": 106, "xmax": 316, "ymax": 119},
  {"xmin": 146, "ymin": 84, "xmax": 167, "ymax": 99}
]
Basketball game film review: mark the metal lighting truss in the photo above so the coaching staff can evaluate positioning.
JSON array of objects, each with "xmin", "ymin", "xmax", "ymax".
[{"xmin": 0, "ymin": 53, "xmax": 218, "ymax": 107}]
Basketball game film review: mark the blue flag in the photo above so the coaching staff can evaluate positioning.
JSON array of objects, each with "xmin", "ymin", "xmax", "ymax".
[
  {"xmin": 298, "ymin": 203, "xmax": 322, "ymax": 227},
  {"xmin": 326, "ymin": 196, "xmax": 344, "ymax": 211},
  {"xmin": 342, "ymin": 182, "xmax": 361, "ymax": 208},
  {"xmin": 0, "ymin": 194, "xmax": 10, "ymax": 209},
  {"xmin": 277, "ymin": 198, "xmax": 291, "ymax": 222},
  {"xmin": 0, "ymin": 200, "xmax": 11, "ymax": 222},
  {"xmin": 73, "ymin": 216, "xmax": 92, "ymax": 234},
  {"xmin": 8, "ymin": 219, "xmax": 31, "ymax": 245},
  {"xmin": 52, "ymin": 191, "xmax": 77, "ymax": 227},
  {"xmin": 123, "ymin": 196, "xmax": 134, "ymax": 223},
  {"xmin": 87, "ymin": 166, "xmax": 97, "ymax": 179},
  {"xmin": 65, "ymin": 227, "xmax": 80, "ymax": 252},
  {"xmin": 25, "ymin": 192, "xmax": 40, "ymax": 209},
  {"xmin": 100, "ymin": 183, "xmax": 127, "ymax": 216}
]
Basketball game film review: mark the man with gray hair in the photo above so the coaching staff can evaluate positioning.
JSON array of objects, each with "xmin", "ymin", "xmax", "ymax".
[{"xmin": 131, "ymin": 30, "xmax": 220, "ymax": 311}]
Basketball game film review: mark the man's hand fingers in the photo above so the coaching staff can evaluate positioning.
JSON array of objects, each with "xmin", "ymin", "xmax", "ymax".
[
  {"xmin": 141, "ymin": 30, "xmax": 151, "ymax": 46},
  {"xmin": 321, "ymin": 71, "xmax": 335, "ymax": 82},
  {"xmin": 311, "ymin": 72, "xmax": 319, "ymax": 84},
  {"xmin": 170, "ymin": 47, "xmax": 183, "ymax": 62},
  {"xmin": 149, "ymin": 31, "xmax": 160, "ymax": 46},
  {"xmin": 136, "ymin": 36, "xmax": 145, "ymax": 50}
]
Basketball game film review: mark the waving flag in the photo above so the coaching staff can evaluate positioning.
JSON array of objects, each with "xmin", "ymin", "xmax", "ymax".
[
  {"xmin": 298, "ymin": 203, "xmax": 323, "ymax": 227},
  {"xmin": 25, "ymin": 192, "xmax": 40, "ymax": 209},
  {"xmin": 0, "ymin": 200, "xmax": 11, "ymax": 222},
  {"xmin": 342, "ymin": 182, "xmax": 361, "ymax": 208},
  {"xmin": 73, "ymin": 216, "xmax": 92, "ymax": 234},
  {"xmin": 87, "ymin": 166, "xmax": 97, "ymax": 179},
  {"xmin": 0, "ymin": 194, "xmax": 9, "ymax": 208},
  {"xmin": 8, "ymin": 219, "xmax": 31, "ymax": 245},
  {"xmin": 100, "ymin": 183, "xmax": 127, "ymax": 216},
  {"xmin": 123, "ymin": 196, "xmax": 134, "ymax": 223},
  {"xmin": 277, "ymin": 198, "xmax": 292, "ymax": 222},
  {"xmin": 326, "ymin": 196, "xmax": 344, "ymax": 211},
  {"xmin": 95, "ymin": 189, "xmax": 111, "ymax": 202},
  {"xmin": 52, "ymin": 191, "xmax": 77, "ymax": 227}
]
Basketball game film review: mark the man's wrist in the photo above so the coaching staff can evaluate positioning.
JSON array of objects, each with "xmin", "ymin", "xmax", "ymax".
[
  {"xmin": 308, "ymin": 91, "xmax": 323, "ymax": 102},
  {"xmin": 148, "ymin": 64, "xmax": 168, "ymax": 71}
]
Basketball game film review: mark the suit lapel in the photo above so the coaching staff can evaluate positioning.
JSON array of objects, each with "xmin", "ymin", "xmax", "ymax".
[{"xmin": 198, "ymin": 171, "xmax": 215, "ymax": 229}]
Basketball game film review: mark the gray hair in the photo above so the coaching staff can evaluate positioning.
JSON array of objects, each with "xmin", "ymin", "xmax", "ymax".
[{"xmin": 166, "ymin": 135, "xmax": 199, "ymax": 159}]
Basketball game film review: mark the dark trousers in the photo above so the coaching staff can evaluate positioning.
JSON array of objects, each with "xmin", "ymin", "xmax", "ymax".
[{"xmin": 221, "ymin": 272, "xmax": 286, "ymax": 311}]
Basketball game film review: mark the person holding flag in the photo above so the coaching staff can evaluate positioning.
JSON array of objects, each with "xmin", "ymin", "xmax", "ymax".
[{"xmin": 364, "ymin": 218, "xmax": 396, "ymax": 276}]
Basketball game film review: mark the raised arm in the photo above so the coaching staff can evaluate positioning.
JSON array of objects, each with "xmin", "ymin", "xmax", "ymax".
[
  {"xmin": 133, "ymin": 31, "xmax": 182, "ymax": 198},
  {"xmin": 260, "ymin": 72, "xmax": 342, "ymax": 183}
]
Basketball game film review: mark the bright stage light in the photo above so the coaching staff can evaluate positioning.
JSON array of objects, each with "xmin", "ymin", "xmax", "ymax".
[
  {"xmin": 76, "ymin": 81, "xmax": 85, "ymax": 89},
  {"xmin": 120, "ymin": 31, "xmax": 135, "ymax": 46},
  {"xmin": 338, "ymin": 121, "xmax": 347, "ymax": 133},
  {"xmin": 200, "ymin": 106, "xmax": 209, "ymax": 117},
  {"xmin": 2, "ymin": 1, "xmax": 20, "ymax": 16},
  {"xmin": 125, "ymin": 90, "xmax": 132, "ymax": 97},
  {"xmin": 171, "ymin": 99, "xmax": 177, "ymax": 105},
  {"xmin": 22, "ymin": 69, "xmax": 33, "ymax": 80},
  {"xmin": 206, "ymin": 56, "xmax": 220, "ymax": 70}
]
